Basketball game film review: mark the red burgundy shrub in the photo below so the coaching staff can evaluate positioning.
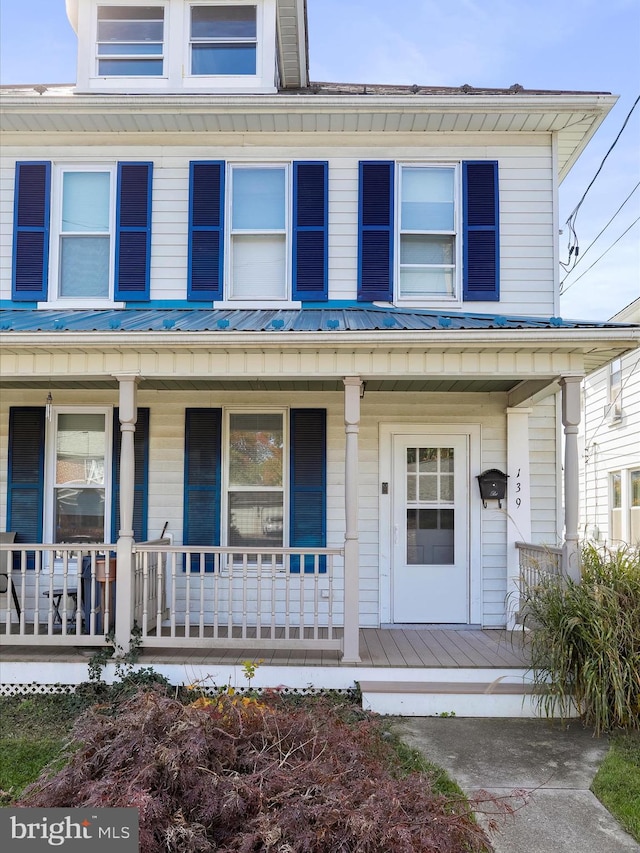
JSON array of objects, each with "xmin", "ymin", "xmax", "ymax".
[{"xmin": 18, "ymin": 688, "xmax": 494, "ymax": 852}]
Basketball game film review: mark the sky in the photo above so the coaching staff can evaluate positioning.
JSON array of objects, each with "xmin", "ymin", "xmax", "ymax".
[{"xmin": 1, "ymin": 0, "xmax": 638, "ymax": 321}]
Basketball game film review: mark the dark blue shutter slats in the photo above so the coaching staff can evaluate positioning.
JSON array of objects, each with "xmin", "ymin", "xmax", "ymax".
[
  {"xmin": 290, "ymin": 409, "xmax": 326, "ymax": 573},
  {"xmin": 111, "ymin": 408, "xmax": 150, "ymax": 542},
  {"xmin": 115, "ymin": 162, "xmax": 153, "ymax": 300},
  {"xmin": 184, "ymin": 409, "xmax": 222, "ymax": 570},
  {"xmin": 462, "ymin": 161, "xmax": 500, "ymax": 301},
  {"xmin": 188, "ymin": 161, "xmax": 225, "ymax": 301},
  {"xmin": 293, "ymin": 162, "xmax": 328, "ymax": 300},
  {"xmin": 358, "ymin": 161, "xmax": 394, "ymax": 302},
  {"xmin": 12, "ymin": 162, "xmax": 51, "ymax": 301},
  {"xmin": 7, "ymin": 408, "xmax": 45, "ymax": 566}
]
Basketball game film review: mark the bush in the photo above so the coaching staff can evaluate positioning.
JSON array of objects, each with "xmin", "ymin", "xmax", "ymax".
[
  {"xmin": 521, "ymin": 542, "xmax": 640, "ymax": 733},
  {"xmin": 17, "ymin": 687, "xmax": 494, "ymax": 852}
]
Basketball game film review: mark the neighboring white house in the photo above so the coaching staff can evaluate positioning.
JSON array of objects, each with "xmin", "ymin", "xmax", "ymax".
[
  {"xmin": 1, "ymin": 0, "xmax": 638, "ymax": 665},
  {"xmin": 580, "ymin": 298, "xmax": 640, "ymax": 546}
]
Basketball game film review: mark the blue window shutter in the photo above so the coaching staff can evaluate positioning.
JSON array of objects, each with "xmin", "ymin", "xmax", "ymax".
[
  {"xmin": 7, "ymin": 408, "xmax": 45, "ymax": 568},
  {"xmin": 463, "ymin": 161, "xmax": 500, "ymax": 301},
  {"xmin": 115, "ymin": 162, "xmax": 153, "ymax": 300},
  {"xmin": 111, "ymin": 408, "xmax": 149, "ymax": 542},
  {"xmin": 293, "ymin": 161, "xmax": 328, "ymax": 300},
  {"xmin": 184, "ymin": 409, "xmax": 222, "ymax": 571},
  {"xmin": 188, "ymin": 161, "xmax": 225, "ymax": 301},
  {"xmin": 12, "ymin": 162, "xmax": 51, "ymax": 301},
  {"xmin": 290, "ymin": 409, "xmax": 326, "ymax": 573},
  {"xmin": 358, "ymin": 161, "xmax": 394, "ymax": 302}
]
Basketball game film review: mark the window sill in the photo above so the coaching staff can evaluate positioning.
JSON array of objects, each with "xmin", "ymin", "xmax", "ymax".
[
  {"xmin": 38, "ymin": 300, "xmax": 126, "ymax": 310},
  {"xmin": 213, "ymin": 300, "xmax": 301, "ymax": 310}
]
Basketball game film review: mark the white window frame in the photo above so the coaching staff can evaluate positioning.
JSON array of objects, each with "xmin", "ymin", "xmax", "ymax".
[
  {"xmin": 631, "ymin": 469, "xmax": 640, "ymax": 545},
  {"xmin": 184, "ymin": 0, "xmax": 269, "ymax": 88},
  {"xmin": 395, "ymin": 162, "xmax": 462, "ymax": 308},
  {"xmin": 221, "ymin": 408, "xmax": 289, "ymax": 549},
  {"xmin": 43, "ymin": 164, "xmax": 120, "ymax": 308},
  {"xmin": 188, "ymin": 2, "xmax": 258, "ymax": 77},
  {"xmin": 44, "ymin": 407, "xmax": 114, "ymax": 546},
  {"xmin": 77, "ymin": 0, "xmax": 277, "ymax": 94},
  {"xmin": 95, "ymin": 4, "xmax": 167, "ymax": 78},
  {"xmin": 225, "ymin": 162, "xmax": 291, "ymax": 304}
]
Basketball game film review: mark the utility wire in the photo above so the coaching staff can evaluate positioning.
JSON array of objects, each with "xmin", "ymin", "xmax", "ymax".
[
  {"xmin": 561, "ymin": 216, "xmax": 640, "ymax": 294},
  {"xmin": 560, "ymin": 182, "xmax": 640, "ymax": 289},
  {"xmin": 560, "ymin": 93, "xmax": 640, "ymax": 273}
]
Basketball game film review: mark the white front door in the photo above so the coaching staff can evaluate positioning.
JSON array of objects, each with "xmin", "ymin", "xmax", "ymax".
[{"xmin": 392, "ymin": 434, "xmax": 469, "ymax": 623}]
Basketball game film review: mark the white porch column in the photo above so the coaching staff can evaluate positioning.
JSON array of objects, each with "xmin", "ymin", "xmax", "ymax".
[
  {"xmin": 342, "ymin": 376, "xmax": 362, "ymax": 663},
  {"xmin": 114, "ymin": 374, "xmax": 140, "ymax": 652},
  {"xmin": 506, "ymin": 407, "xmax": 532, "ymax": 629},
  {"xmin": 560, "ymin": 376, "xmax": 583, "ymax": 582}
]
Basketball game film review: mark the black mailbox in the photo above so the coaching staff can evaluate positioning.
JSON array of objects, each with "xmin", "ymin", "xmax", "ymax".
[{"xmin": 476, "ymin": 469, "xmax": 508, "ymax": 508}]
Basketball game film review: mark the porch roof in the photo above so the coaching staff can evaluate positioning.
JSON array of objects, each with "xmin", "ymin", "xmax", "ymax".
[{"xmin": 0, "ymin": 305, "xmax": 635, "ymax": 334}]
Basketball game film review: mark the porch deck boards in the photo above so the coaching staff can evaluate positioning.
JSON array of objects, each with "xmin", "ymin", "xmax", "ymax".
[{"xmin": 0, "ymin": 628, "xmax": 530, "ymax": 670}]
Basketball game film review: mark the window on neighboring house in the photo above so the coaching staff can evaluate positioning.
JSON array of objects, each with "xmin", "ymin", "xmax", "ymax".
[
  {"xmin": 230, "ymin": 166, "xmax": 287, "ymax": 299},
  {"xmin": 49, "ymin": 411, "xmax": 112, "ymax": 544},
  {"xmin": 608, "ymin": 358, "xmax": 622, "ymax": 411},
  {"xmin": 97, "ymin": 6, "xmax": 165, "ymax": 76},
  {"xmin": 57, "ymin": 169, "xmax": 113, "ymax": 298},
  {"xmin": 610, "ymin": 471, "xmax": 622, "ymax": 542},
  {"xmin": 399, "ymin": 166, "xmax": 457, "ymax": 300},
  {"xmin": 226, "ymin": 412, "xmax": 284, "ymax": 548},
  {"xmin": 631, "ymin": 470, "xmax": 640, "ymax": 544},
  {"xmin": 190, "ymin": 4, "xmax": 257, "ymax": 76}
]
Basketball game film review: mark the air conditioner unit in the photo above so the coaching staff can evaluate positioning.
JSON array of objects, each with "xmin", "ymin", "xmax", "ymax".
[{"xmin": 604, "ymin": 402, "xmax": 622, "ymax": 423}]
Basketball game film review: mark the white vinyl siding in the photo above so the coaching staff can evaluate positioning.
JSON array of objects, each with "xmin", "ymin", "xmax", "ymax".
[
  {"xmin": 2, "ymin": 140, "xmax": 555, "ymax": 314},
  {"xmin": 580, "ymin": 324, "xmax": 640, "ymax": 545},
  {"xmin": 0, "ymin": 386, "xmax": 560, "ymax": 628}
]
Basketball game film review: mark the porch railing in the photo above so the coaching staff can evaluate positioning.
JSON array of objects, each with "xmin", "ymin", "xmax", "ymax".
[
  {"xmin": 1, "ymin": 543, "xmax": 344, "ymax": 653},
  {"xmin": 515, "ymin": 541, "xmax": 563, "ymax": 591},
  {"xmin": 133, "ymin": 544, "xmax": 344, "ymax": 651},
  {"xmin": 0, "ymin": 544, "xmax": 115, "ymax": 646}
]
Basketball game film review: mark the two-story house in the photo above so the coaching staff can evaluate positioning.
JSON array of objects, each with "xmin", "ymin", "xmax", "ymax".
[{"xmin": 1, "ymin": 0, "xmax": 638, "ymax": 697}]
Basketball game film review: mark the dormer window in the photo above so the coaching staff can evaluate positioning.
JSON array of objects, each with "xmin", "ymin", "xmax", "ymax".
[
  {"xmin": 97, "ymin": 5, "xmax": 165, "ymax": 76},
  {"xmin": 74, "ymin": 0, "xmax": 278, "ymax": 93},
  {"xmin": 190, "ymin": 5, "xmax": 257, "ymax": 76}
]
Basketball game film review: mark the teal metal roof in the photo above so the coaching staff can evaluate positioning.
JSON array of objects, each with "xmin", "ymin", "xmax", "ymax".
[{"xmin": 0, "ymin": 306, "xmax": 634, "ymax": 333}]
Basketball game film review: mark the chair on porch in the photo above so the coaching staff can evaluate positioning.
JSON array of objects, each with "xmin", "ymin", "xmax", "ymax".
[{"xmin": 0, "ymin": 532, "xmax": 21, "ymax": 619}]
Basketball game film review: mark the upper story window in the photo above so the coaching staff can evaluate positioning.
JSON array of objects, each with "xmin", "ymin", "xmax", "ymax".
[
  {"xmin": 358, "ymin": 160, "xmax": 499, "ymax": 305},
  {"xmin": 12, "ymin": 161, "xmax": 153, "ymax": 305},
  {"xmin": 229, "ymin": 165, "xmax": 287, "ymax": 299},
  {"xmin": 399, "ymin": 166, "xmax": 457, "ymax": 301},
  {"xmin": 57, "ymin": 168, "xmax": 114, "ymax": 298},
  {"xmin": 188, "ymin": 160, "xmax": 327, "ymax": 304},
  {"xmin": 97, "ymin": 6, "xmax": 165, "ymax": 76},
  {"xmin": 190, "ymin": 5, "xmax": 257, "ymax": 75}
]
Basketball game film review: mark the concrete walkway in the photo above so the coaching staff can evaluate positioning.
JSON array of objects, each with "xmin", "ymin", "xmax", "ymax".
[{"xmin": 391, "ymin": 717, "xmax": 639, "ymax": 853}]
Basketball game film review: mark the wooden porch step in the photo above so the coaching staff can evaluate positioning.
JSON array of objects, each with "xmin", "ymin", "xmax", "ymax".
[
  {"xmin": 357, "ymin": 678, "xmax": 559, "ymax": 718},
  {"xmin": 358, "ymin": 679, "xmax": 541, "ymax": 695}
]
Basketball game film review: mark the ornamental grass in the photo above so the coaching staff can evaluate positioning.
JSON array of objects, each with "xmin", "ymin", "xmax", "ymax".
[{"xmin": 521, "ymin": 542, "xmax": 640, "ymax": 734}]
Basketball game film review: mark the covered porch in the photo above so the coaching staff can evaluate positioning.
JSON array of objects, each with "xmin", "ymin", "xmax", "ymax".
[{"xmin": 1, "ymin": 308, "xmax": 636, "ymax": 671}]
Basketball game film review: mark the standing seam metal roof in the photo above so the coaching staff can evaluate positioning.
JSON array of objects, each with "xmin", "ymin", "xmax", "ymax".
[{"xmin": 0, "ymin": 307, "xmax": 635, "ymax": 334}]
